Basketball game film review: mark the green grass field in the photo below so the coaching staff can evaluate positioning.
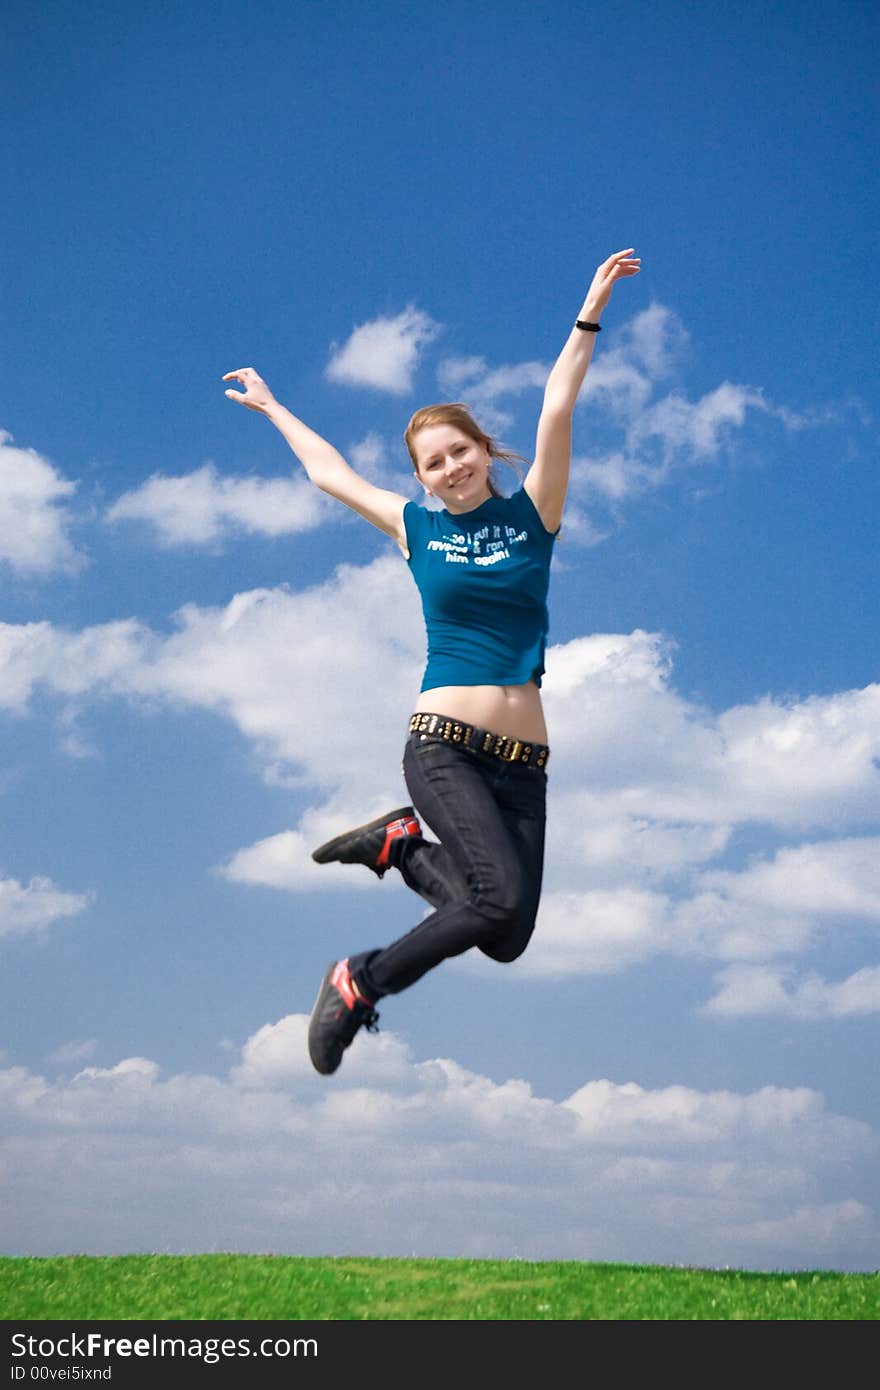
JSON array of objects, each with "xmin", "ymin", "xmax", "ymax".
[{"xmin": 1, "ymin": 1254, "xmax": 877, "ymax": 1320}]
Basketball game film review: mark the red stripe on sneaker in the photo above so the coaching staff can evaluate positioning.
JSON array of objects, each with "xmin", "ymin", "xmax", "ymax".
[
  {"xmin": 376, "ymin": 815, "xmax": 421, "ymax": 867},
  {"xmin": 330, "ymin": 959, "xmax": 358, "ymax": 1010}
]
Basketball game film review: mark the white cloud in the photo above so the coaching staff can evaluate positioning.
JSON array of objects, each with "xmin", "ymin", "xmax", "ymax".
[
  {"xmin": 541, "ymin": 636, "xmax": 880, "ymax": 833},
  {"xmin": 670, "ymin": 890, "xmax": 813, "ymax": 965},
  {"xmin": 517, "ymin": 887, "xmax": 673, "ymax": 976},
  {"xmin": 436, "ymin": 355, "xmax": 488, "ymax": 391},
  {"xmin": 570, "ymin": 381, "xmax": 770, "ymax": 504},
  {"xmin": 637, "ymin": 837, "xmax": 880, "ymax": 971},
  {"xmin": 712, "ymin": 690, "xmax": 880, "ymax": 829},
  {"xmin": 0, "ymin": 558, "xmax": 422, "ymax": 795},
  {"xmin": 73, "ymin": 1057, "xmax": 160, "ymax": 1082},
  {"xmin": 717, "ymin": 1200, "xmax": 870, "ymax": 1255},
  {"xmin": 564, "ymin": 1076, "xmax": 830, "ymax": 1148},
  {"xmin": 106, "ymin": 463, "xmax": 327, "ymax": 546},
  {"xmin": 627, "ymin": 382, "xmax": 768, "ymax": 462},
  {"xmin": 703, "ymin": 964, "xmax": 880, "ymax": 1019},
  {"xmin": 700, "ymin": 838, "xmax": 880, "ymax": 922},
  {"xmin": 0, "ymin": 431, "xmax": 83, "ymax": 575},
  {"xmin": 348, "ymin": 431, "xmax": 386, "ymax": 476},
  {"xmin": 613, "ymin": 301, "xmax": 690, "ymax": 380},
  {"xmin": 1, "ymin": 1029, "xmax": 876, "ymax": 1269},
  {"xmin": 0, "ymin": 875, "xmax": 91, "ymax": 940},
  {"xmin": 131, "ymin": 562, "xmax": 424, "ymax": 798},
  {"xmin": 548, "ymin": 799, "xmax": 732, "ymax": 886},
  {"xmin": 0, "ymin": 617, "xmax": 150, "ymax": 713},
  {"xmin": 326, "ymin": 306, "xmax": 440, "ymax": 394},
  {"xmin": 570, "ymin": 450, "xmax": 653, "ymax": 502}
]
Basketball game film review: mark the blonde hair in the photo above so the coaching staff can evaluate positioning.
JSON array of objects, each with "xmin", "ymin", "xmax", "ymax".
[{"xmin": 405, "ymin": 403, "xmax": 528, "ymax": 498}]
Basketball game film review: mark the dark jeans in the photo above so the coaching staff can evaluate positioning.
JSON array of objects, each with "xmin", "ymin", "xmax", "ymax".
[{"xmin": 350, "ymin": 731, "xmax": 547, "ymax": 1000}]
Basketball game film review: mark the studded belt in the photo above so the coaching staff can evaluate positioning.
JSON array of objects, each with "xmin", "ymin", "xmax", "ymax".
[{"xmin": 408, "ymin": 711, "xmax": 550, "ymax": 770}]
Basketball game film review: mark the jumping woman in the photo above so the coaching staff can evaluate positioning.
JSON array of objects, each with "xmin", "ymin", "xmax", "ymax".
[{"xmin": 223, "ymin": 247, "xmax": 640, "ymax": 1074}]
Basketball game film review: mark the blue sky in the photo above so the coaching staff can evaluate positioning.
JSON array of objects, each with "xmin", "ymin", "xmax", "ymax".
[{"xmin": 2, "ymin": 0, "xmax": 878, "ymax": 1271}]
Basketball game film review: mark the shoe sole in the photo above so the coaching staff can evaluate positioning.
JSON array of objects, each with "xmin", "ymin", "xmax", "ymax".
[
  {"xmin": 308, "ymin": 961, "xmax": 341, "ymax": 1075},
  {"xmin": 311, "ymin": 807, "xmax": 416, "ymax": 864}
]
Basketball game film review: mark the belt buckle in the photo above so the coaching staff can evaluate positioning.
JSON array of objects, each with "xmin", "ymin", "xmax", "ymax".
[{"xmin": 497, "ymin": 736, "xmax": 523, "ymax": 763}]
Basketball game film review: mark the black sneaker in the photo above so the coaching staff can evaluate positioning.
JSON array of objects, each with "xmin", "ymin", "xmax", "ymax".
[
  {"xmin": 308, "ymin": 959, "xmax": 380, "ymax": 1076},
  {"xmin": 311, "ymin": 807, "xmax": 421, "ymax": 877}
]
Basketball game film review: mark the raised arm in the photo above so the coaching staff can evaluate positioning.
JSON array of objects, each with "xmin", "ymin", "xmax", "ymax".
[
  {"xmin": 524, "ymin": 248, "xmax": 641, "ymax": 533},
  {"xmin": 223, "ymin": 368, "xmax": 409, "ymax": 549}
]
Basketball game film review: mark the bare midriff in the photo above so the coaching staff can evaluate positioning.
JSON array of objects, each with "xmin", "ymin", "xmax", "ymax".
[{"xmin": 413, "ymin": 680, "xmax": 548, "ymax": 745}]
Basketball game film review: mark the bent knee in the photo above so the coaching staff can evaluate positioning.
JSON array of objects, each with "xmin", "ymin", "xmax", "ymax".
[
  {"xmin": 479, "ymin": 918, "xmax": 536, "ymax": 963},
  {"xmin": 480, "ymin": 937, "xmax": 528, "ymax": 964}
]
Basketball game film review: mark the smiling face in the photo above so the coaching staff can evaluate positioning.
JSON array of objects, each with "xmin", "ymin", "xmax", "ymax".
[{"xmin": 411, "ymin": 422, "xmax": 494, "ymax": 513}]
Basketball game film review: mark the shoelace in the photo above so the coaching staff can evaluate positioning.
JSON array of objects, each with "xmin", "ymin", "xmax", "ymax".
[{"xmin": 362, "ymin": 1007, "xmax": 380, "ymax": 1033}]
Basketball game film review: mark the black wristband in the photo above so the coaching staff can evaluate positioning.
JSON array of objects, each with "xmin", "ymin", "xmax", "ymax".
[{"xmin": 575, "ymin": 320, "xmax": 601, "ymax": 332}]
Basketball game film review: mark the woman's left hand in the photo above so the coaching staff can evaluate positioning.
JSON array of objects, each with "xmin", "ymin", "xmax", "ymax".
[{"xmin": 583, "ymin": 248, "xmax": 641, "ymax": 315}]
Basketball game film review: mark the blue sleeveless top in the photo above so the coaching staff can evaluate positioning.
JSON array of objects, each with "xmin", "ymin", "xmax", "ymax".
[{"xmin": 403, "ymin": 487, "xmax": 557, "ymax": 692}]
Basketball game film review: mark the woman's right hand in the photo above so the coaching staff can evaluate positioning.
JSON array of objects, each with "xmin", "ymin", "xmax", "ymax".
[{"xmin": 222, "ymin": 367, "xmax": 278, "ymax": 415}]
